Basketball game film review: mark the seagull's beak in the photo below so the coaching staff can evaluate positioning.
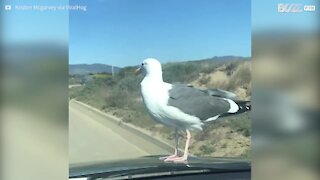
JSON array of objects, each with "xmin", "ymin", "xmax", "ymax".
[{"xmin": 134, "ymin": 67, "xmax": 141, "ymax": 75}]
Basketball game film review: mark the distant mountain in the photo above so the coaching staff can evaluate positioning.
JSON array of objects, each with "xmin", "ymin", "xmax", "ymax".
[
  {"xmin": 69, "ymin": 63, "xmax": 121, "ymax": 75},
  {"xmin": 192, "ymin": 56, "xmax": 249, "ymax": 62}
]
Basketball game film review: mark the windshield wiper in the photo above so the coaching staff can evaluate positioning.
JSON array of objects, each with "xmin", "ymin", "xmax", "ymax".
[
  {"xmin": 75, "ymin": 162, "xmax": 250, "ymax": 180},
  {"xmin": 69, "ymin": 156, "xmax": 251, "ymax": 180},
  {"xmin": 107, "ymin": 165, "xmax": 210, "ymax": 179}
]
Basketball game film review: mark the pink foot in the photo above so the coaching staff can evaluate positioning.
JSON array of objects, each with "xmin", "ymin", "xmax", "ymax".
[
  {"xmin": 172, "ymin": 156, "xmax": 188, "ymax": 164},
  {"xmin": 163, "ymin": 155, "xmax": 181, "ymax": 162},
  {"xmin": 162, "ymin": 156, "xmax": 188, "ymax": 163},
  {"xmin": 159, "ymin": 154, "xmax": 178, "ymax": 161}
]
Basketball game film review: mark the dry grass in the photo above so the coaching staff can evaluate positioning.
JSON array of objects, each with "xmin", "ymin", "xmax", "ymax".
[
  {"xmin": 191, "ymin": 61, "xmax": 251, "ymax": 99},
  {"xmin": 190, "ymin": 126, "xmax": 250, "ymax": 157}
]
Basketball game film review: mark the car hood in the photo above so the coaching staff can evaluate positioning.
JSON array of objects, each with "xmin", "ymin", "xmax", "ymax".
[{"xmin": 70, "ymin": 155, "xmax": 250, "ymax": 179}]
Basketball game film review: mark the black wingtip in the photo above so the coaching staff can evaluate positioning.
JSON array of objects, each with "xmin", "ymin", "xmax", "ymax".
[
  {"xmin": 237, "ymin": 101, "xmax": 251, "ymax": 113},
  {"xmin": 220, "ymin": 100, "xmax": 251, "ymax": 118}
]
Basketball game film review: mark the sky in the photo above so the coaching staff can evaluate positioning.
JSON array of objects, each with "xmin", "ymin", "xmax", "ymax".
[
  {"xmin": 252, "ymin": 0, "xmax": 319, "ymax": 31},
  {"xmin": 2, "ymin": 0, "xmax": 68, "ymax": 45},
  {"xmin": 69, "ymin": 0, "xmax": 251, "ymax": 67},
  {"xmin": 2, "ymin": 0, "xmax": 317, "ymax": 67}
]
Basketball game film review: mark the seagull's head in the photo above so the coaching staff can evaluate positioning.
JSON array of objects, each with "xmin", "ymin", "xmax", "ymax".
[{"xmin": 135, "ymin": 58, "xmax": 163, "ymax": 78}]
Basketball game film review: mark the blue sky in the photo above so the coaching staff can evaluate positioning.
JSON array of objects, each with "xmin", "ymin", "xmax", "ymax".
[
  {"xmin": 2, "ymin": 0, "xmax": 68, "ymax": 44},
  {"xmin": 3, "ymin": 0, "xmax": 318, "ymax": 67},
  {"xmin": 252, "ymin": 0, "xmax": 319, "ymax": 31},
  {"xmin": 69, "ymin": 0, "xmax": 251, "ymax": 67}
]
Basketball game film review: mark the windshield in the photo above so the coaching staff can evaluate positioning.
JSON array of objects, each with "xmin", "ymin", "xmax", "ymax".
[{"xmin": 69, "ymin": 0, "xmax": 251, "ymax": 178}]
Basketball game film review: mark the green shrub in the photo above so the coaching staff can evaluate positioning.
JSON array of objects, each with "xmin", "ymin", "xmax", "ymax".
[
  {"xmin": 225, "ymin": 113, "xmax": 251, "ymax": 137},
  {"xmin": 199, "ymin": 145, "xmax": 215, "ymax": 155},
  {"xmin": 241, "ymin": 148, "xmax": 251, "ymax": 158},
  {"xmin": 163, "ymin": 63, "xmax": 200, "ymax": 83}
]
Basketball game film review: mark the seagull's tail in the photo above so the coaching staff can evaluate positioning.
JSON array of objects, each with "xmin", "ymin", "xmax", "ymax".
[{"xmin": 221, "ymin": 100, "xmax": 251, "ymax": 117}]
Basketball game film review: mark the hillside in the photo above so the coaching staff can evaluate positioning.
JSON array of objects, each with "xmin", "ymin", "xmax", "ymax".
[
  {"xmin": 69, "ymin": 56, "xmax": 251, "ymax": 158},
  {"xmin": 69, "ymin": 63, "xmax": 121, "ymax": 75}
]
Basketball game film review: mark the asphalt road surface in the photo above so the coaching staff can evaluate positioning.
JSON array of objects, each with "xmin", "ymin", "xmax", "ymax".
[{"xmin": 69, "ymin": 100, "xmax": 170, "ymax": 164}]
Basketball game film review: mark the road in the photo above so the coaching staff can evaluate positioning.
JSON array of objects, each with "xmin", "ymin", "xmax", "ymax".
[{"xmin": 69, "ymin": 100, "xmax": 170, "ymax": 164}]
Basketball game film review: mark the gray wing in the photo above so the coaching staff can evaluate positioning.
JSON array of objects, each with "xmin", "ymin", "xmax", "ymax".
[
  {"xmin": 185, "ymin": 84, "xmax": 237, "ymax": 99},
  {"xmin": 167, "ymin": 84, "xmax": 231, "ymax": 121},
  {"xmin": 205, "ymin": 89, "xmax": 237, "ymax": 100}
]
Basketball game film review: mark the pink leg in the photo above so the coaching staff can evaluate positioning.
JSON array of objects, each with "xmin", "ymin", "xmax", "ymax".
[
  {"xmin": 159, "ymin": 148, "xmax": 178, "ymax": 161},
  {"xmin": 171, "ymin": 130, "xmax": 191, "ymax": 163},
  {"xmin": 160, "ymin": 128, "xmax": 179, "ymax": 161}
]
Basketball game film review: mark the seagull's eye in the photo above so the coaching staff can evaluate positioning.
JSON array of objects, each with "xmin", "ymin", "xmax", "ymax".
[{"xmin": 141, "ymin": 63, "xmax": 144, "ymax": 66}]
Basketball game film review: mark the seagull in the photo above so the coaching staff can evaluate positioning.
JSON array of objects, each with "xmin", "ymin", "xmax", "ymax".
[{"xmin": 135, "ymin": 58, "xmax": 251, "ymax": 163}]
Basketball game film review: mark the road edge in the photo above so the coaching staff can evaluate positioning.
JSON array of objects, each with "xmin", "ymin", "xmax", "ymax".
[{"xmin": 72, "ymin": 99, "xmax": 174, "ymax": 154}]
